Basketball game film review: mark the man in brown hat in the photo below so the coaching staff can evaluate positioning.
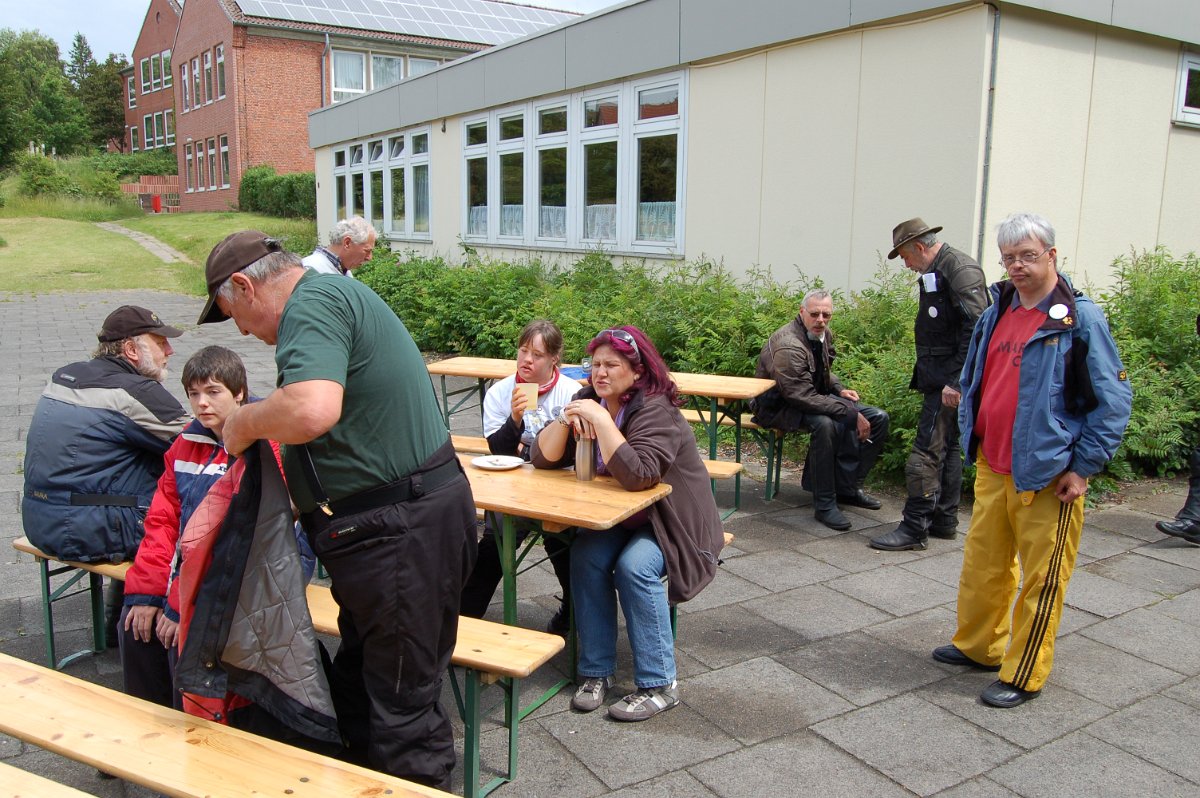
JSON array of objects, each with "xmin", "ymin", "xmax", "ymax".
[
  {"xmin": 869, "ymin": 218, "xmax": 988, "ymax": 551},
  {"xmin": 22, "ymin": 305, "xmax": 189, "ymax": 641},
  {"xmin": 197, "ymin": 231, "xmax": 476, "ymax": 790}
]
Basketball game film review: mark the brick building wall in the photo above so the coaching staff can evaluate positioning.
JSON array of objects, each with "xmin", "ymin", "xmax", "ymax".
[
  {"xmin": 240, "ymin": 34, "xmax": 325, "ymax": 176},
  {"xmin": 124, "ymin": 0, "xmax": 179, "ymax": 153},
  {"xmin": 174, "ymin": 0, "xmax": 237, "ymax": 212}
]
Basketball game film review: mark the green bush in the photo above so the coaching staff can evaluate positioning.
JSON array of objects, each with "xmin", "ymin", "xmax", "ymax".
[
  {"xmin": 1100, "ymin": 248, "xmax": 1200, "ymax": 477},
  {"xmin": 80, "ymin": 149, "xmax": 177, "ymax": 180},
  {"xmin": 238, "ymin": 166, "xmax": 316, "ymax": 218},
  {"xmin": 17, "ymin": 153, "xmax": 77, "ymax": 197},
  {"xmin": 356, "ymin": 246, "xmax": 1200, "ymax": 486}
]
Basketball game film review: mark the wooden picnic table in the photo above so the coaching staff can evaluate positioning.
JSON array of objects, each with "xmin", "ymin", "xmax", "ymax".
[{"xmin": 431, "ymin": 357, "xmax": 774, "ymax": 509}]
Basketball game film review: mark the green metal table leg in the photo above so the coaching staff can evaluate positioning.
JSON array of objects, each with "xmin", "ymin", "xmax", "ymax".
[
  {"xmin": 90, "ymin": 573, "xmax": 107, "ymax": 652},
  {"xmin": 38, "ymin": 558, "xmax": 55, "ymax": 669},
  {"xmin": 462, "ymin": 669, "xmax": 482, "ymax": 798}
]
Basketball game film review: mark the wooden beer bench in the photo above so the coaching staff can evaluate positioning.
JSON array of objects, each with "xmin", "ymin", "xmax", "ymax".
[
  {"xmin": 0, "ymin": 652, "xmax": 453, "ymax": 798},
  {"xmin": 0, "ymin": 759, "xmax": 96, "ymax": 797},
  {"xmin": 12, "ymin": 537, "xmax": 564, "ymax": 798}
]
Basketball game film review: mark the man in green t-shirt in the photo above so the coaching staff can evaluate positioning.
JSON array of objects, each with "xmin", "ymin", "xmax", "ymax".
[{"xmin": 198, "ymin": 230, "xmax": 477, "ymax": 790}]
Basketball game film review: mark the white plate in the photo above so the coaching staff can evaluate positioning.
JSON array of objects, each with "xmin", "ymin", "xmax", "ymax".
[{"xmin": 471, "ymin": 455, "xmax": 525, "ymax": 471}]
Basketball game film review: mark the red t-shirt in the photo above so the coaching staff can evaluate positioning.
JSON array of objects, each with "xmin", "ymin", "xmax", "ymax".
[{"xmin": 976, "ymin": 304, "xmax": 1047, "ymax": 475}]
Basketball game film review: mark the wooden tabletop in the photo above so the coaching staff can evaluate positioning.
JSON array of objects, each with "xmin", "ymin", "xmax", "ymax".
[
  {"xmin": 428, "ymin": 356, "xmax": 774, "ymax": 401},
  {"xmin": 459, "ymin": 453, "xmax": 670, "ymax": 531},
  {"xmin": 0, "ymin": 653, "xmax": 452, "ymax": 798}
]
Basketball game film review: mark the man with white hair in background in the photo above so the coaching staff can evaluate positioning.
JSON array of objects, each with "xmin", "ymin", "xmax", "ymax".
[
  {"xmin": 303, "ymin": 216, "xmax": 377, "ymax": 277},
  {"xmin": 22, "ymin": 305, "xmax": 189, "ymax": 644}
]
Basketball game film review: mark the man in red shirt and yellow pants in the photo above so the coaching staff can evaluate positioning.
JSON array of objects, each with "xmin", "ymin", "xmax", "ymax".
[{"xmin": 933, "ymin": 212, "xmax": 1131, "ymax": 708}]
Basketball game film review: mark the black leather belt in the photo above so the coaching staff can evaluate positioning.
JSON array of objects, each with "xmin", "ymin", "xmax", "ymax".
[{"xmin": 311, "ymin": 457, "xmax": 462, "ymax": 519}]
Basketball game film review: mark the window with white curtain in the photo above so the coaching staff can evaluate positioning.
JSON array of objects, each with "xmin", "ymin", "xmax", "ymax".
[
  {"xmin": 333, "ymin": 50, "xmax": 365, "ymax": 103},
  {"xmin": 409, "ymin": 57, "xmax": 438, "ymax": 76},
  {"xmin": 450, "ymin": 73, "xmax": 684, "ymax": 254},
  {"xmin": 372, "ymin": 55, "xmax": 403, "ymax": 90},
  {"xmin": 341, "ymin": 128, "xmax": 432, "ymax": 240}
]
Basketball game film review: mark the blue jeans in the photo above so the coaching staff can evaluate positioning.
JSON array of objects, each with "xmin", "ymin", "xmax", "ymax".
[{"xmin": 571, "ymin": 525, "xmax": 675, "ymax": 689}]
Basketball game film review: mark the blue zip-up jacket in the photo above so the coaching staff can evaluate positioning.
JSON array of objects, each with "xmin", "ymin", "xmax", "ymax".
[
  {"xmin": 22, "ymin": 356, "xmax": 188, "ymax": 562},
  {"xmin": 959, "ymin": 274, "xmax": 1131, "ymax": 492}
]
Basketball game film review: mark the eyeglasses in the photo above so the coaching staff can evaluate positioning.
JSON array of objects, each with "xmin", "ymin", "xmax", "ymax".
[
  {"xmin": 804, "ymin": 310, "xmax": 833, "ymax": 320},
  {"xmin": 999, "ymin": 248, "xmax": 1049, "ymax": 267},
  {"xmin": 597, "ymin": 328, "xmax": 640, "ymax": 360}
]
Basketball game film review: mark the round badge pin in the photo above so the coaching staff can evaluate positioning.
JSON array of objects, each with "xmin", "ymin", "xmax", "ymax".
[
  {"xmin": 928, "ymin": 307, "xmax": 938, "ymax": 318},
  {"xmin": 1049, "ymin": 303, "xmax": 1068, "ymax": 320}
]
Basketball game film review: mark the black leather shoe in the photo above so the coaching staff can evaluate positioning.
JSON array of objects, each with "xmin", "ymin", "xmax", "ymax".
[
  {"xmin": 980, "ymin": 679, "xmax": 1040, "ymax": 708},
  {"xmin": 929, "ymin": 526, "xmax": 959, "ymax": 540},
  {"xmin": 815, "ymin": 507, "xmax": 852, "ymax": 531},
  {"xmin": 932, "ymin": 644, "xmax": 1000, "ymax": 671},
  {"xmin": 838, "ymin": 490, "xmax": 882, "ymax": 510},
  {"xmin": 1156, "ymin": 518, "xmax": 1200, "ymax": 545},
  {"xmin": 869, "ymin": 527, "xmax": 927, "ymax": 551},
  {"xmin": 546, "ymin": 603, "xmax": 570, "ymax": 637}
]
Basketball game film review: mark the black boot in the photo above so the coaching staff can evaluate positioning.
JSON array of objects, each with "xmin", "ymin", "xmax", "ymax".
[{"xmin": 1157, "ymin": 448, "xmax": 1200, "ymax": 544}]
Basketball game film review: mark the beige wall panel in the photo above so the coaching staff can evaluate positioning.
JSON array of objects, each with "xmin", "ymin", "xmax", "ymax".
[
  {"xmin": 851, "ymin": 7, "xmax": 990, "ymax": 282},
  {"xmin": 314, "ymin": 148, "xmax": 334, "ymax": 241},
  {"xmin": 756, "ymin": 35, "xmax": 862, "ymax": 288},
  {"xmin": 430, "ymin": 119, "xmax": 463, "ymax": 255},
  {"xmin": 1158, "ymin": 128, "xmax": 1200, "ymax": 256},
  {"xmin": 1075, "ymin": 30, "xmax": 1176, "ymax": 285},
  {"xmin": 683, "ymin": 54, "xmax": 767, "ymax": 273},
  {"xmin": 985, "ymin": 10, "xmax": 1096, "ymax": 276}
]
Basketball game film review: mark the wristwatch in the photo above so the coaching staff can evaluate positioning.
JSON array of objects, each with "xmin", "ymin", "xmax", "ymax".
[{"xmin": 555, "ymin": 407, "xmax": 571, "ymax": 427}]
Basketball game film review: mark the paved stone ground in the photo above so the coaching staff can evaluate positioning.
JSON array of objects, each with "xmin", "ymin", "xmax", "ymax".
[
  {"xmin": 2, "ymin": 290, "xmax": 1199, "ymax": 797},
  {"xmin": 94, "ymin": 223, "xmax": 190, "ymax": 263}
]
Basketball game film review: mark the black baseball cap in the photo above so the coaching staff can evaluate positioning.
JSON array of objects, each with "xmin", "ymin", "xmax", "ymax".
[
  {"xmin": 97, "ymin": 305, "xmax": 184, "ymax": 343},
  {"xmin": 198, "ymin": 230, "xmax": 283, "ymax": 324}
]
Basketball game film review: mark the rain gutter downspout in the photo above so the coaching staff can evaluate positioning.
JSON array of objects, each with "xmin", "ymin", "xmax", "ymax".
[
  {"xmin": 320, "ymin": 34, "xmax": 330, "ymax": 108},
  {"xmin": 976, "ymin": 3, "xmax": 1001, "ymax": 262}
]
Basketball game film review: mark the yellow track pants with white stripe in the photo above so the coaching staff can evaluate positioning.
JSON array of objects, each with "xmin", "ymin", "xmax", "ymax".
[{"xmin": 951, "ymin": 456, "xmax": 1084, "ymax": 692}]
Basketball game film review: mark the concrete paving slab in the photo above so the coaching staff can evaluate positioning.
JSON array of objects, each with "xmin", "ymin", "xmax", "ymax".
[
  {"xmin": 1086, "ymin": 507, "xmax": 1174, "ymax": 543},
  {"xmin": 1149, "ymin": 587, "xmax": 1200, "ymax": 629},
  {"xmin": 933, "ymin": 777, "xmax": 1020, "ymax": 797},
  {"xmin": 987, "ymin": 731, "xmax": 1196, "ymax": 797},
  {"xmin": 1051, "ymin": 635, "xmax": 1186, "ymax": 709},
  {"xmin": 1064, "ymin": 569, "xmax": 1162, "ymax": 618},
  {"xmin": 603, "ymin": 771, "xmax": 720, "ymax": 798},
  {"xmin": 720, "ymin": 548, "xmax": 847, "ymax": 593},
  {"xmin": 798, "ymin": 531, "xmax": 926, "ymax": 572},
  {"xmin": 862, "ymin": 605, "xmax": 959, "ymax": 660},
  {"xmin": 1132, "ymin": 537, "xmax": 1200, "ymax": 569},
  {"xmin": 812, "ymin": 694, "xmax": 1021, "ymax": 796},
  {"xmin": 776, "ymin": 630, "xmax": 946, "ymax": 707},
  {"xmin": 922, "ymin": 670, "xmax": 1111, "ymax": 749},
  {"xmin": 1082, "ymin": 552, "xmax": 1200, "ymax": 597},
  {"xmin": 1163, "ymin": 674, "xmax": 1200, "ymax": 710},
  {"xmin": 1078, "ymin": 607, "xmax": 1200, "ymax": 675},
  {"xmin": 539, "ymin": 702, "xmax": 739, "ymax": 791},
  {"xmin": 673, "ymin": 604, "xmax": 807, "ymax": 670},
  {"xmin": 1077, "ymin": 524, "xmax": 1149, "ymax": 561},
  {"xmin": 744, "ymin": 583, "xmax": 891, "ymax": 642},
  {"xmin": 827, "ymin": 565, "xmax": 959, "ymax": 616},
  {"xmin": 671, "ymin": 568, "xmax": 770, "ymax": 616},
  {"xmin": 690, "ymin": 732, "xmax": 913, "ymax": 798},
  {"xmin": 1085, "ymin": 695, "xmax": 1200, "ymax": 784},
  {"xmin": 683, "ymin": 655, "xmax": 852, "ymax": 744},
  {"xmin": 897, "ymin": 548, "xmax": 966, "ymax": 587}
]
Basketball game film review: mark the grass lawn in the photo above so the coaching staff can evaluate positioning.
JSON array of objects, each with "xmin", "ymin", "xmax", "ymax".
[
  {"xmin": 0, "ymin": 217, "xmax": 198, "ymax": 293},
  {"xmin": 0, "ymin": 213, "xmax": 317, "ymax": 296}
]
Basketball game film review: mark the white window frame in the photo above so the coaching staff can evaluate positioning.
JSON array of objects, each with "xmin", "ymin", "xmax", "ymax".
[
  {"xmin": 453, "ymin": 71, "xmax": 685, "ymax": 256},
  {"xmin": 203, "ymin": 51, "xmax": 213, "ymax": 105},
  {"xmin": 1174, "ymin": 51, "xmax": 1200, "ymax": 127},
  {"xmin": 215, "ymin": 44, "xmax": 226, "ymax": 99},
  {"xmin": 332, "ymin": 49, "xmax": 366, "ymax": 103},
  {"xmin": 462, "ymin": 114, "xmax": 490, "ymax": 240},
  {"xmin": 150, "ymin": 53, "xmax": 161, "ymax": 91},
  {"xmin": 180, "ymin": 63, "xmax": 189, "ymax": 111},
  {"xmin": 185, "ymin": 143, "xmax": 193, "ymax": 192},
  {"xmin": 191, "ymin": 57, "xmax": 201, "ymax": 110},
  {"xmin": 140, "ymin": 58, "xmax": 151, "ymax": 92},
  {"xmin": 164, "ymin": 109, "xmax": 174, "ymax": 146},
  {"xmin": 162, "ymin": 50, "xmax": 172, "ymax": 88},
  {"xmin": 130, "ymin": 125, "xmax": 139, "ymax": 152},
  {"xmin": 219, "ymin": 135, "xmax": 230, "ymax": 188},
  {"xmin": 195, "ymin": 140, "xmax": 206, "ymax": 192},
  {"xmin": 334, "ymin": 127, "xmax": 432, "ymax": 241},
  {"xmin": 143, "ymin": 114, "xmax": 153, "ymax": 150},
  {"xmin": 127, "ymin": 76, "xmax": 136, "ymax": 109},
  {"xmin": 409, "ymin": 56, "xmax": 439, "ymax": 76},
  {"xmin": 371, "ymin": 53, "xmax": 404, "ymax": 91}
]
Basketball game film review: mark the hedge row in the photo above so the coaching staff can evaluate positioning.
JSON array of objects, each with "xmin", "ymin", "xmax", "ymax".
[
  {"xmin": 356, "ymin": 247, "xmax": 1200, "ymax": 486},
  {"xmin": 238, "ymin": 166, "xmax": 316, "ymax": 218}
]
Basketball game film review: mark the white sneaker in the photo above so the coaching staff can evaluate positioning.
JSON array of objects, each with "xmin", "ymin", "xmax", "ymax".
[{"xmin": 607, "ymin": 681, "xmax": 679, "ymax": 722}]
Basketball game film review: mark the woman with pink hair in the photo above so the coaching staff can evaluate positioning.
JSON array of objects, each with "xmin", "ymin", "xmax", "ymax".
[{"xmin": 533, "ymin": 326, "xmax": 724, "ymax": 721}]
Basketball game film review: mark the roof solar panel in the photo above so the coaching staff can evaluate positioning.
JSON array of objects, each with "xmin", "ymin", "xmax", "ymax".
[{"xmin": 233, "ymin": 0, "xmax": 574, "ymax": 45}]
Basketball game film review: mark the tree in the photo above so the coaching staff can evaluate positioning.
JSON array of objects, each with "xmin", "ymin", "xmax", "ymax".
[
  {"xmin": 81, "ymin": 53, "xmax": 130, "ymax": 150},
  {"xmin": 0, "ymin": 29, "xmax": 89, "ymax": 158},
  {"xmin": 66, "ymin": 33, "xmax": 94, "ymax": 92}
]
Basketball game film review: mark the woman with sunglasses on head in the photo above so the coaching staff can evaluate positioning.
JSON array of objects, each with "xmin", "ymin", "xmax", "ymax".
[{"xmin": 533, "ymin": 326, "xmax": 724, "ymax": 721}]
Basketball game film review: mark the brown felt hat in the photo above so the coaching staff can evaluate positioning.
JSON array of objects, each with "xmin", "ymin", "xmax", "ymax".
[
  {"xmin": 888, "ymin": 217, "xmax": 943, "ymax": 260},
  {"xmin": 97, "ymin": 305, "xmax": 184, "ymax": 342},
  {"xmin": 198, "ymin": 230, "xmax": 283, "ymax": 324}
]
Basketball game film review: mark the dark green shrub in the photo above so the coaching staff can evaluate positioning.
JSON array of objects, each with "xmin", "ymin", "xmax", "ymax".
[
  {"xmin": 80, "ymin": 149, "xmax": 176, "ymax": 180},
  {"xmin": 17, "ymin": 153, "xmax": 76, "ymax": 196},
  {"xmin": 1099, "ymin": 248, "xmax": 1200, "ymax": 476},
  {"xmin": 238, "ymin": 166, "xmax": 315, "ymax": 218}
]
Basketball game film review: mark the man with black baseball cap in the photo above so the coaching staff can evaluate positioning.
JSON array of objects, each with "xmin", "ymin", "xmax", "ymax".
[
  {"xmin": 199, "ymin": 230, "xmax": 476, "ymax": 790},
  {"xmin": 22, "ymin": 304, "xmax": 188, "ymax": 642}
]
